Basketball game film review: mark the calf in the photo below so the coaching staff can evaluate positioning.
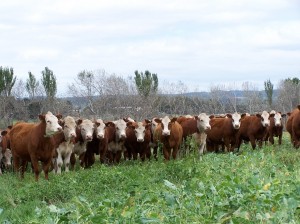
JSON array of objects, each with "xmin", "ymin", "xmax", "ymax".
[
  {"xmin": 286, "ymin": 105, "xmax": 300, "ymax": 148},
  {"xmin": 193, "ymin": 113, "xmax": 211, "ymax": 157},
  {"xmin": 235, "ymin": 111, "xmax": 270, "ymax": 150},
  {"xmin": 125, "ymin": 121, "xmax": 152, "ymax": 161},
  {"xmin": 9, "ymin": 111, "xmax": 62, "ymax": 180},
  {"xmin": 53, "ymin": 116, "xmax": 77, "ymax": 174},
  {"xmin": 206, "ymin": 112, "xmax": 241, "ymax": 152},
  {"xmin": 153, "ymin": 116, "xmax": 183, "ymax": 160},
  {"xmin": 70, "ymin": 119, "xmax": 94, "ymax": 169},
  {"xmin": 264, "ymin": 112, "xmax": 285, "ymax": 145}
]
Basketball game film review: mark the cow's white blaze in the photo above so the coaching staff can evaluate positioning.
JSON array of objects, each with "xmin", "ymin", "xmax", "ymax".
[
  {"xmin": 114, "ymin": 119, "xmax": 127, "ymax": 140},
  {"xmin": 63, "ymin": 116, "xmax": 77, "ymax": 140},
  {"xmin": 196, "ymin": 113, "xmax": 211, "ymax": 132},
  {"xmin": 261, "ymin": 111, "xmax": 270, "ymax": 127},
  {"xmin": 45, "ymin": 111, "xmax": 62, "ymax": 136},
  {"xmin": 161, "ymin": 116, "xmax": 171, "ymax": 136},
  {"xmin": 151, "ymin": 118, "xmax": 159, "ymax": 135},
  {"xmin": 95, "ymin": 119, "xmax": 106, "ymax": 139},
  {"xmin": 231, "ymin": 112, "xmax": 241, "ymax": 129},
  {"xmin": 79, "ymin": 119, "xmax": 94, "ymax": 141},
  {"xmin": 274, "ymin": 112, "xmax": 282, "ymax": 127},
  {"xmin": 135, "ymin": 122, "xmax": 146, "ymax": 142}
]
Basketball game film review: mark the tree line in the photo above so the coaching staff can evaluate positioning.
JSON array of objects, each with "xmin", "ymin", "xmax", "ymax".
[{"xmin": 0, "ymin": 65, "xmax": 299, "ymax": 128}]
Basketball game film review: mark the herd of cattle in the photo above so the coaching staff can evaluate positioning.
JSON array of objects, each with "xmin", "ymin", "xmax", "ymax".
[{"xmin": 0, "ymin": 105, "xmax": 300, "ymax": 181}]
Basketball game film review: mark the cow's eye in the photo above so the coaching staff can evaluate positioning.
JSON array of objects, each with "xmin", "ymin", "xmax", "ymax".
[{"xmin": 64, "ymin": 125, "xmax": 68, "ymax": 128}]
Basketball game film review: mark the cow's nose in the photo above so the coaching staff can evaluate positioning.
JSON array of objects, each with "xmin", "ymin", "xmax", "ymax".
[
  {"xmin": 86, "ymin": 135, "xmax": 93, "ymax": 141},
  {"xmin": 71, "ymin": 133, "xmax": 76, "ymax": 137},
  {"xmin": 97, "ymin": 134, "xmax": 104, "ymax": 139},
  {"xmin": 206, "ymin": 126, "xmax": 211, "ymax": 130},
  {"xmin": 137, "ymin": 138, "xmax": 144, "ymax": 142},
  {"xmin": 234, "ymin": 124, "xmax": 240, "ymax": 129},
  {"xmin": 57, "ymin": 126, "xmax": 63, "ymax": 132}
]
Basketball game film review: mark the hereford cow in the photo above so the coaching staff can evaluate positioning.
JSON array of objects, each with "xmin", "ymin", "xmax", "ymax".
[
  {"xmin": 10, "ymin": 111, "xmax": 62, "ymax": 180},
  {"xmin": 193, "ymin": 113, "xmax": 211, "ymax": 158},
  {"xmin": 235, "ymin": 111, "xmax": 270, "ymax": 150},
  {"xmin": 125, "ymin": 121, "xmax": 152, "ymax": 161},
  {"xmin": 206, "ymin": 112, "xmax": 241, "ymax": 152},
  {"xmin": 53, "ymin": 116, "xmax": 77, "ymax": 174},
  {"xmin": 106, "ymin": 119, "xmax": 129, "ymax": 164},
  {"xmin": 0, "ymin": 130, "xmax": 11, "ymax": 174},
  {"xmin": 286, "ymin": 105, "xmax": 300, "ymax": 148},
  {"xmin": 153, "ymin": 116, "xmax": 183, "ymax": 160},
  {"xmin": 70, "ymin": 119, "xmax": 94, "ymax": 169},
  {"xmin": 264, "ymin": 112, "xmax": 286, "ymax": 145}
]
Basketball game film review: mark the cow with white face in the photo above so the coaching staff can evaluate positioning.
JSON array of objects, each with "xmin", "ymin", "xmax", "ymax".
[
  {"xmin": 260, "ymin": 111, "xmax": 270, "ymax": 128},
  {"xmin": 70, "ymin": 119, "xmax": 95, "ymax": 169},
  {"xmin": 53, "ymin": 116, "xmax": 77, "ymax": 174},
  {"xmin": 95, "ymin": 119, "xmax": 106, "ymax": 139},
  {"xmin": 193, "ymin": 113, "xmax": 211, "ymax": 159},
  {"xmin": 231, "ymin": 112, "xmax": 242, "ymax": 129},
  {"xmin": 44, "ymin": 111, "xmax": 63, "ymax": 137},
  {"xmin": 107, "ymin": 119, "xmax": 129, "ymax": 163},
  {"xmin": 125, "ymin": 121, "xmax": 152, "ymax": 161},
  {"xmin": 264, "ymin": 111, "xmax": 286, "ymax": 145}
]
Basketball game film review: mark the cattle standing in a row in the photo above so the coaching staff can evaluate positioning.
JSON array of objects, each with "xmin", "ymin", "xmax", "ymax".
[
  {"xmin": 286, "ymin": 105, "xmax": 300, "ymax": 148},
  {"xmin": 10, "ymin": 112, "xmax": 62, "ymax": 180}
]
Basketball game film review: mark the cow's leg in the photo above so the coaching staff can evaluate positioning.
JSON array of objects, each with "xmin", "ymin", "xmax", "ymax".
[
  {"xmin": 70, "ymin": 153, "xmax": 76, "ymax": 170},
  {"xmin": 64, "ymin": 152, "xmax": 72, "ymax": 172},
  {"xmin": 199, "ymin": 142, "xmax": 206, "ymax": 160},
  {"xmin": 163, "ymin": 146, "xmax": 170, "ymax": 161},
  {"xmin": 99, "ymin": 143, "xmax": 108, "ymax": 163},
  {"xmin": 42, "ymin": 159, "xmax": 52, "ymax": 180},
  {"xmin": 13, "ymin": 155, "xmax": 21, "ymax": 175},
  {"xmin": 172, "ymin": 145, "xmax": 179, "ymax": 160},
  {"xmin": 30, "ymin": 156, "xmax": 40, "ymax": 181},
  {"xmin": 249, "ymin": 136, "xmax": 256, "ymax": 149},
  {"xmin": 115, "ymin": 151, "xmax": 122, "ymax": 163},
  {"xmin": 20, "ymin": 160, "xmax": 27, "ymax": 179},
  {"xmin": 153, "ymin": 145, "xmax": 158, "ymax": 160},
  {"xmin": 278, "ymin": 134, "xmax": 282, "ymax": 145},
  {"xmin": 56, "ymin": 152, "xmax": 63, "ymax": 174}
]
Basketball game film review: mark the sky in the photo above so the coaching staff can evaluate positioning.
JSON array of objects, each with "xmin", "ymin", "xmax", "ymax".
[{"xmin": 1, "ymin": 0, "xmax": 300, "ymax": 96}]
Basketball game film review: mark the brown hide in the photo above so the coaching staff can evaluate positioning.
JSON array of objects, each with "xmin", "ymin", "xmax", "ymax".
[
  {"xmin": 154, "ymin": 119, "xmax": 183, "ymax": 160},
  {"xmin": 177, "ymin": 117, "xmax": 198, "ymax": 139},
  {"xmin": 124, "ymin": 122, "xmax": 151, "ymax": 161},
  {"xmin": 236, "ymin": 115, "xmax": 268, "ymax": 150},
  {"xmin": 286, "ymin": 105, "xmax": 300, "ymax": 148},
  {"xmin": 10, "ymin": 119, "xmax": 62, "ymax": 180},
  {"xmin": 206, "ymin": 117, "xmax": 238, "ymax": 152}
]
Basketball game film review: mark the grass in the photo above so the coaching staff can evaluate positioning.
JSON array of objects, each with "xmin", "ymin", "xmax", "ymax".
[{"xmin": 1, "ymin": 133, "xmax": 300, "ymax": 223}]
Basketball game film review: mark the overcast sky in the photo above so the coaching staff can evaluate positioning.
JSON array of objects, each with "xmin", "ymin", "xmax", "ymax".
[{"xmin": 1, "ymin": 0, "xmax": 300, "ymax": 96}]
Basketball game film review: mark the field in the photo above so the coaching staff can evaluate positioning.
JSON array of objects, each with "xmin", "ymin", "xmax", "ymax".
[{"xmin": 1, "ymin": 133, "xmax": 300, "ymax": 223}]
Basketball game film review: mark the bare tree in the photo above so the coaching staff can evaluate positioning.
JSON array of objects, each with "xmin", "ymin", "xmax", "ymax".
[
  {"xmin": 277, "ymin": 78, "xmax": 300, "ymax": 112},
  {"xmin": 242, "ymin": 82, "xmax": 264, "ymax": 114}
]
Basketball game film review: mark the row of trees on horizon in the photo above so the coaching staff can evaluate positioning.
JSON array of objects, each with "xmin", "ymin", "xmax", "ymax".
[{"xmin": 0, "ymin": 66, "xmax": 299, "ymax": 128}]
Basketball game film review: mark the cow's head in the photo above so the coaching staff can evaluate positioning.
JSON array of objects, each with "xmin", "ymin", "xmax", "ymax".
[
  {"xmin": 41, "ymin": 111, "xmax": 63, "ymax": 137},
  {"xmin": 257, "ymin": 111, "xmax": 270, "ymax": 127},
  {"xmin": 113, "ymin": 119, "xmax": 128, "ymax": 140},
  {"xmin": 77, "ymin": 119, "xmax": 94, "ymax": 142},
  {"xmin": 61, "ymin": 116, "xmax": 77, "ymax": 140},
  {"xmin": 195, "ymin": 113, "xmax": 211, "ymax": 132},
  {"xmin": 133, "ymin": 122, "xmax": 151, "ymax": 142},
  {"xmin": 95, "ymin": 119, "xmax": 106, "ymax": 139},
  {"xmin": 227, "ymin": 112, "xmax": 241, "ymax": 129},
  {"xmin": 273, "ymin": 112, "xmax": 285, "ymax": 127},
  {"xmin": 154, "ymin": 116, "xmax": 176, "ymax": 136},
  {"xmin": 2, "ymin": 149, "xmax": 12, "ymax": 169},
  {"xmin": 151, "ymin": 117, "xmax": 159, "ymax": 135}
]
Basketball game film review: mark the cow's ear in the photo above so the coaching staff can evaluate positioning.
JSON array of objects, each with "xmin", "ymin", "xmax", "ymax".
[
  {"xmin": 123, "ymin": 117, "xmax": 129, "ymax": 122},
  {"xmin": 145, "ymin": 123, "xmax": 151, "ymax": 130},
  {"xmin": 76, "ymin": 119, "xmax": 83, "ymax": 126},
  {"xmin": 287, "ymin": 112, "xmax": 291, "ymax": 116},
  {"xmin": 209, "ymin": 115, "xmax": 215, "ymax": 119},
  {"xmin": 144, "ymin": 119, "xmax": 151, "ymax": 124},
  {"xmin": 94, "ymin": 121, "xmax": 100, "ymax": 127},
  {"xmin": 59, "ymin": 120, "xmax": 65, "ymax": 127},
  {"xmin": 269, "ymin": 113, "xmax": 275, "ymax": 118},
  {"xmin": 56, "ymin": 114, "xmax": 63, "ymax": 120},
  {"xmin": 105, "ymin": 121, "xmax": 115, "ymax": 127},
  {"xmin": 7, "ymin": 125, "xmax": 12, "ymax": 130},
  {"xmin": 39, "ymin": 114, "xmax": 46, "ymax": 121},
  {"xmin": 171, "ymin": 117, "xmax": 177, "ymax": 123},
  {"xmin": 297, "ymin": 105, "xmax": 300, "ymax": 110},
  {"xmin": 256, "ymin": 114, "xmax": 261, "ymax": 118},
  {"xmin": 1, "ymin": 130, "xmax": 7, "ymax": 136},
  {"xmin": 127, "ymin": 121, "xmax": 133, "ymax": 127},
  {"xmin": 281, "ymin": 113, "xmax": 286, "ymax": 118},
  {"xmin": 154, "ymin": 118, "xmax": 161, "ymax": 123},
  {"xmin": 241, "ymin": 113, "xmax": 247, "ymax": 119},
  {"xmin": 226, "ymin": 114, "xmax": 232, "ymax": 119}
]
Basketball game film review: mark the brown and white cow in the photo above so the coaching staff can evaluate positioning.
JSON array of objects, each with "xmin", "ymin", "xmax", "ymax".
[
  {"xmin": 125, "ymin": 121, "xmax": 152, "ymax": 161},
  {"xmin": 0, "ymin": 130, "xmax": 11, "ymax": 174},
  {"xmin": 206, "ymin": 112, "xmax": 241, "ymax": 152},
  {"xmin": 264, "ymin": 112, "xmax": 286, "ymax": 145},
  {"xmin": 10, "ymin": 111, "xmax": 62, "ymax": 180},
  {"xmin": 53, "ymin": 116, "xmax": 77, "ymax": 174},
  {"xmin": 70, "ymin": 119, "xmax": 94, "ymax": 169},
  {"xmin": 286, "ymin": 105, "xmax": 300, "ymax": 148},
  {"xmin": 153, "ymin": 116, "xmax": 183, "ymax": 160},
  {"xmin": 235, "ymin": 111, "xmax": 270, "ymax": 150},
  {"xmin": 106, "ymin": 119, "xmax": 129, "ymax": 164},
  {"xmin": 193, "ymin": 113, "xmax": 211, "ymax": 158}
]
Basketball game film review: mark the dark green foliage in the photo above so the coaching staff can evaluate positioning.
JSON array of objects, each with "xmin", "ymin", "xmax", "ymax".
[
  {"xmin": 26, "ymin": 72, "xmax": 39, "ymax": 99},
  {"xmin": 41, "ymin": 67, "xmax": 57, "ymax": 99},
  {"xmin": 264, "ymin": 79, "xmax": 273, "ymax": 108},
  {"xmin": 134, "ymin": 70, "xmax": 158, "ymax": 97},
  {"xmin": 0, "ymin": 66, "xmax": 16, "ymax": 97}
]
